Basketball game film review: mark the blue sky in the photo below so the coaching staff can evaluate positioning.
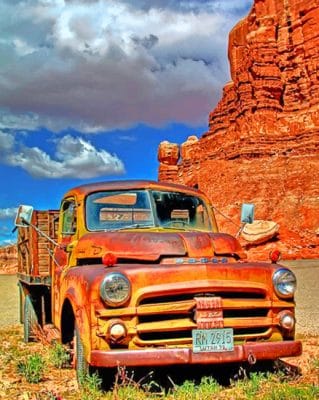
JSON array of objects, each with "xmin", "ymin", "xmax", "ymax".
[{"xmin": 0, "ymin": 0, "xmax": 253, "ymax": 245}]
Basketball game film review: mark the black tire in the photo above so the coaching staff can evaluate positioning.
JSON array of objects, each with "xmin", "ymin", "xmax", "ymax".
[
  {"xmin": 23, "ymin": 295, "xmax": 38, "ymax": 343},
  {"xmin": 18, "ymin": 284, "xmax": 25, "ymax": 324},
  {"xmin": 74, "ymin": 323, "xmax": 89, "ymax": 384},
  {"xmin": 73, "ymin": 324, "xmax": 107, "ymax": 389}
]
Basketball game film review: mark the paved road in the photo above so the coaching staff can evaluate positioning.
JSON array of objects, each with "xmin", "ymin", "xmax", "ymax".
[
  {"xmin": 0, "ymin": 259, "xmax": 318, "ymax": 334},
  {"xmin": 282, "ymin": 259, "xmax": 319, "ymax": 336}
]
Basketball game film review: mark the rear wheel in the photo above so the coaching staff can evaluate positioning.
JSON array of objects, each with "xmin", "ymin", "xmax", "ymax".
[
  {"xmin": 18, "ymin": 284, "xmax": 25, "ymax": 324},
  {"xmin": 23, "ymin": 295, "xmax": 38, "ymax": 343}
]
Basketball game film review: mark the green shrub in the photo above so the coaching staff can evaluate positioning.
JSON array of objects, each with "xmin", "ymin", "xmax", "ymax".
[
  {"xmin": 171, "ymin": 376, "xmax": 221, "ymax": 400},
  {"xmin": 17, "ymin": 353, "xmax": 45, "ymax": 383},
  {"xmin": 172, "ymin": 379, "xmax": 196, "ymax": 399},
  {"xmin": 79, "ymin": 371, "xmax": 103, "ymax": 400},
  {"xmin": 243, "ymin": 372, "xmax": 268, "ymax": 399},
  {"xmin": 49, "ymin": 342, "xmax": 71, "ymax": 369},
  {"xmin": 197, "ymin": 376, "xmax": 222, "ymax": 396},
  {"xmin": 113, "ymin": 385, "xmax": 150, "ymax": 400},
  {"xmin": 110, "ymin": 367, "xmax": 161, "ymax": 400}
]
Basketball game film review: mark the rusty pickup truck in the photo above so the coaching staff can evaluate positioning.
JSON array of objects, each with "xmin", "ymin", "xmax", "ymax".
[{"xmin": 15, "ymin": 180, "xmax": 301, "ymax": 382}]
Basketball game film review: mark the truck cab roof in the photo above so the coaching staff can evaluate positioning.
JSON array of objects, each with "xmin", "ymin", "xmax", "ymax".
[{"xmin": 63, "ymin": 180, "xmax": 204, "ymax": 199}]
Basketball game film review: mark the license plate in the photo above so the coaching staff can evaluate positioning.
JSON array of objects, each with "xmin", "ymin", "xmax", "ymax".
[{"xmin": 192, "ymin": 328, "xmax": 234, "ymax": 352}]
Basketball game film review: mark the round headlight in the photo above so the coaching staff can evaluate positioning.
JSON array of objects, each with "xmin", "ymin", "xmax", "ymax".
[
  {"xmin": 272, "ymin": 268, "xmax": 296, "ymax": 298},
  {"xmin": 100, "ymin": 273, "xmax": 131, "ymax": 307}
]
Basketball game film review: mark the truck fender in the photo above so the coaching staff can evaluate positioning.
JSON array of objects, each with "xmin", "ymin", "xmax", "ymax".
[{"xmin": 61, "ymin": 288, "xmax": 92, "ymax": 363}]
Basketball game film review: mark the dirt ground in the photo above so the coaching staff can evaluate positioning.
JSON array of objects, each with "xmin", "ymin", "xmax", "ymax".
[
  {"xmin": 282, "ymin": 259, "xmax": 319, "ymax": 335},
  {"xmin": 0, "ymin": 274, "xmax": 19, "ymax": 328}
]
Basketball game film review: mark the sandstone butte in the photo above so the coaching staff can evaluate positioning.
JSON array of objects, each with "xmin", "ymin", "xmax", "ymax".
[
  {"xmin": 0, "ymin": 245, "xmax": 17, "ymax": 274},
  {"xmin": 158, "ymin": 0, "xmax": 319, "ymax": 260}
]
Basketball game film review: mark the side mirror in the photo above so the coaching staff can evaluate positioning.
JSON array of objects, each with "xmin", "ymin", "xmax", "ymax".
[
  {"xmin": 240, "ymin": 203, "xmax": 255, "ymax": 224},
  {"xmin": 15, "ymin": 205, "xmax": 34, "ymax": 227}
]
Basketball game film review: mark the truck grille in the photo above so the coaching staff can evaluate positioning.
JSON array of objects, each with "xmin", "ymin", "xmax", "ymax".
[{"xmin": 135, "ymin": 290, "xmax": 272, "ymax": 345}]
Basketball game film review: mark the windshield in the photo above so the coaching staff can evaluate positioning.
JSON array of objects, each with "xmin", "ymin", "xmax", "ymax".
[
  {"xmin": 86, "ymin": 189, "xmax": 212, "ymax": 232},
  {"xmin": 152, "ymin": 190, "xmax": 211, "ymax": 231}
]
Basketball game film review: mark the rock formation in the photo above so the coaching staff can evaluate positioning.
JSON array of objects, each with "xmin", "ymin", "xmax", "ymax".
[
  {"xmin": 0, "ymin": 244, "xmax": 18, "ymax": 274},
  {"xmin": 158, "ymin": 0, "xmax": 319, "ymax": 260}
]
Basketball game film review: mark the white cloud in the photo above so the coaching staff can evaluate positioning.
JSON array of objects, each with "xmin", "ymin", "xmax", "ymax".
[
  {"xmin": 0, "ymin": 222, "xmax": 17, "ymax": 246},
  {"xmin": 0, "ymin": 130, "xmax": 15, "ymax": 152},
  {"xmin": 0, "ymin": 110, "xmax": 41, "ymax": 131},
  {"xmin": 0, "ymin": 0, "xmax": 253, "ymax": 132},
  {"xmin": 0, "ymin": 131, "xmax": 125, "ymax": 178},
  {"xmin": 0, "ymin": 207, "xmax": 18, "ymax": 219},
  {"xmin": 119, "ymin": 1, "xmax": 252, "ymax": 14}
]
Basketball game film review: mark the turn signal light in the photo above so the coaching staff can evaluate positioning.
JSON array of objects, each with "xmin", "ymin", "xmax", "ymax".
[
  {"xmin": 269, "ymin": 249, "xmax": 281, "ymax": 263},
  {"xmin": 279, "ymin": 311, "xmax": 295, "ymax": 331},
  {"xmin": 108, "ymin": 320, "xmax": 127, "ymax": 343},
  {"xmin": 102, "ymin": 252, "xmax": 118, "ymax": 267}
]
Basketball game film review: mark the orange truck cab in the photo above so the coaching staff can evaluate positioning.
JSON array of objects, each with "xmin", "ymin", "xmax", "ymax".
[{"xmin": 15, "ymin": 180, "xmax": 301, "ymax": 382}]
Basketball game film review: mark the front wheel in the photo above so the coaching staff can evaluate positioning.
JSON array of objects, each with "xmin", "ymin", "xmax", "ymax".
[
  {"xmin": 73, "ymin": 324, "xmax": 113, "ymax": 390},
  {"xmin": 74, "ymin": 323, "xmax": 89, "ymax": 383}
]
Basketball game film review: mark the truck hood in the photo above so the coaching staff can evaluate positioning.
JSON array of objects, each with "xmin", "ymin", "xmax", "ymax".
[{"xmin": 74, "ymin": 231, "xmax": 245, "ymax": 262}]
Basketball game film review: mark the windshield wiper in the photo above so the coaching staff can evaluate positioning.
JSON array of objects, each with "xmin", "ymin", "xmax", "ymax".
[
  {"xmin": 101, "ymin": 224, "xmax": 202, "ymax": 232},
  {"xmin": 107, "ymin": 224, "xmax": 155, "ymax": 232},
  {"xmin": 159, "ymin": 226, "xmax": 189, "ymax": 231}
]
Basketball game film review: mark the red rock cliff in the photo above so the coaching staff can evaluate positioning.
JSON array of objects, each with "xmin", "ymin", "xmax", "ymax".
[
  {"xmin": 158, "ymin": 0, "xmax": 319, "ymax": 260},
  {"xmin": 0, "ymin": 245, "xmax": 18, "ymax": 274}
]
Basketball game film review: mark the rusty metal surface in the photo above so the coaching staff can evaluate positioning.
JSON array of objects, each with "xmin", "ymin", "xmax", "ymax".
[
  {"xmin": 74, "ymin": 231, "xmax": 246, "ymax": 262},
  {"xmin": 209, "ymin": 233, "xmax": 246, "ymax": 257},
  {"xmin": 90, "ymin": 340, "xmax": 302, "ymax": 367},
  {"xmin": 75, "ymin": 231, "xmax": 187, "ymax": 261},
  {"xmin": 195, "ymin": 297, "xmax": 223, "ymax": 329},
  {"xmin": 64, "ymin": 180, "xmax": 207, "ymax": 199},
  {"xmin": 59, "ymin": 260, "xmax": 296, "ymax": 364}
]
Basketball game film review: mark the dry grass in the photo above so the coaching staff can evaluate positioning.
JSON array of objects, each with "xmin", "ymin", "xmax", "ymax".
[{"xmin": 0, "ymin": 326, "xmax": 318, "ymax": 400}]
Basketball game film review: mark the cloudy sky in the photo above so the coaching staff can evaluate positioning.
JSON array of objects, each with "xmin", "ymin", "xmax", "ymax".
[{"xmin": 0, "ymin": 0, "xmax": 253, "ymax": 245}]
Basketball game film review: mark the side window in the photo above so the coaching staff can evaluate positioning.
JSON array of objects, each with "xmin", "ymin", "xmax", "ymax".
[{"xmin": 61, "ymin": 199, "xmax": 77, "ymax": 236}]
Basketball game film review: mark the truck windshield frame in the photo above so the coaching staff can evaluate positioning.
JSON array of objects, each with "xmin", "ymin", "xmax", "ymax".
[{"xmin": 85, "ymin": 189, "xmax": 212, "ymax": 232}]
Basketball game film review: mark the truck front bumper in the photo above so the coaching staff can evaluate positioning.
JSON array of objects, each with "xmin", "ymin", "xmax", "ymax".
[{"xmin": 90, "ymin": 340, "xmax": 302, "ymax": 367}]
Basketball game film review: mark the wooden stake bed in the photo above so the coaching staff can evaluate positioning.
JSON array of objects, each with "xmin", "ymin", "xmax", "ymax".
[{"xmin": 17, "ymin": 210, "xmax": 59, "ymax": 278}]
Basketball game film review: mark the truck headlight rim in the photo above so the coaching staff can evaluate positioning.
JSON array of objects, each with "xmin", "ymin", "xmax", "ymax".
[
  {"xmin": 272, "ymin": 268, "xmax": 296, "ymax": 298},
  {"xmin": 100, "ymin": 272, "xmax": 131, "ymax": 307}
]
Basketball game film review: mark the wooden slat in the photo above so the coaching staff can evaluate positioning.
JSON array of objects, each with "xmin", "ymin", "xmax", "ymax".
[{"xmin": 17, "ymin": 209, "xmax": 59, "ymax": 277}]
